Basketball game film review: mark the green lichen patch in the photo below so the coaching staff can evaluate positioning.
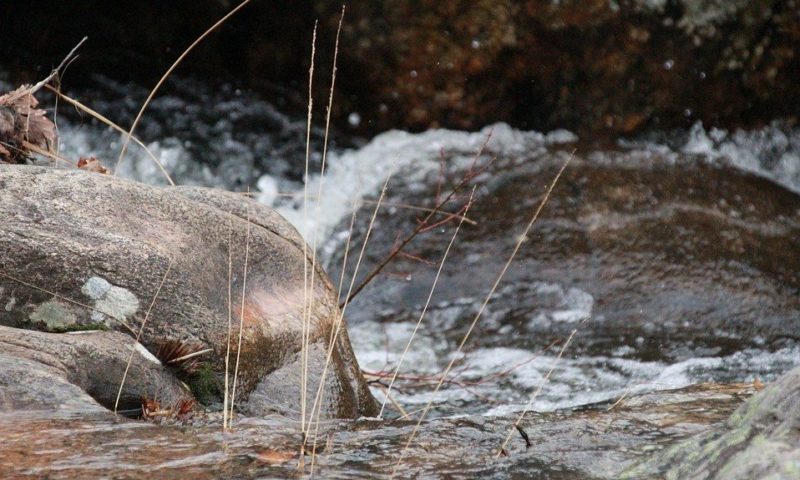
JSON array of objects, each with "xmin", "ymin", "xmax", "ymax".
[{"xmin": 29, "ymin": 299, "xmax": 79, "ymax": 331}]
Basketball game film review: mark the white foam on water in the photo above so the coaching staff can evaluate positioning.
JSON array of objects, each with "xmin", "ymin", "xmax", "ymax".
[
  {"xmin": 350, "ymin": 262, "xmax": 799, "ymax": 416},
  {"xmin": 529, "ymin": 282, "xmax": 594, "ymax": 324},
  {"xmin": 270, "ymin": 123, "xmax": 577, "ymax": 246},
  {"xmin": 637, "ymin": 121, "xmax": 800, "ymax": 194},
  {"xmin": 56, "ymin": 123, "xmax": 217, "ymax": 187},
  {"xmin": 373, "ymin": 342, "xmax": 800, "ymax": 417}
]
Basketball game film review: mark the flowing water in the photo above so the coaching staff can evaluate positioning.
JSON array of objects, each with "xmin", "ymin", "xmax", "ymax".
[{"xmin": 2, "ymin": 75, "xmax": 799, "ymax": 478}]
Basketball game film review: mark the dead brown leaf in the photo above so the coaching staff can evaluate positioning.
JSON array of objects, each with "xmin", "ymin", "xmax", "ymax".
[
  {"xmin": 0, "ymin": 85, "xmax": 57, "ymax": 163},
  {"xmin": 77, "ymin": 156, "xmax": 109, "ymax": 174}
]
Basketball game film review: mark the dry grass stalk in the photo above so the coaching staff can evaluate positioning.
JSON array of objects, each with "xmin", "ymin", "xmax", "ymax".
[
  {"xmin": 300, "ymin": 19, "xmax": 319, "ymax": 443},
  {"xmin": 308, "ymin": 194, "xmax": 360, "ymax": 475},
  {"xmin": 14, "ymin": 139, "xmax": 76, "ymax": 167},
  {"xmin": 114, "ymin": 0, "xmax": 253, "ymax": 175},
  {"xmin": 223, "ymin": 213, "xmax": 234, "ymax": 430},
  {"xmin": 377, "ymin": 188, "xmax": 475, "ymax": 419},
  {"xmin": 496, "ymin": 327, "xmax": 579, "ymax": 457},
  {"xmin": 303, "ymin": 12, "xmax": 345, "ymax": 470},
  {"xmin": 389, "ymin": 153, "xmax": 574, "ymax": 478},
  {"xmin": 306, "ymin": 173, "xmax": 392, "ymax": 474},
  {"xmin": 364, "ymin": 338, "xmax": 561, "ymax": 412},
  {"xmin": 376, "ymin": 383, "xmax": 409, "ymax": 418},
  {"xmin": 114, "ymin": 260, "xmax": 173, "ymax": 414},
  {"xmin": 335, "ymin": 197, "xmax": 361, "ymax": 309},
  {"xmin": 167, "ymin": 347, "xmax": 213, "ymax": 365},
  {"xmin": 229, "ymin": 202, "xmax": 252, "ymax": 423}
]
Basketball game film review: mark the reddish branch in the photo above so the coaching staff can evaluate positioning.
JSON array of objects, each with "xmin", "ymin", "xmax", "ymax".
[{"xmin": 339, "ymin": 131, "xmax": 497, "ymax": 308}]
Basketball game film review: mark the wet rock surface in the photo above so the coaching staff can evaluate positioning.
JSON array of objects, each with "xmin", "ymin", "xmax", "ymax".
[
  {"xmin": 625, "ymin": 366, "xmax": 800, "ymax": 480},
  {"xmin": 0, "ymin": 381, "xmax": 758, "ymax": 479},
  {"xmin": 1, "ymin": 1, "xmax": 797, "ymax": 137},
  {"xmin": 0, "ymin": 165, "xmax": 377, "ymax": 418},
  {"xmin": 336, "ymin": 146, "xmax": 800, "ymax": 367}
]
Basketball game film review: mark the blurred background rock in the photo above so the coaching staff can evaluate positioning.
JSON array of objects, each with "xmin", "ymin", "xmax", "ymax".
[{"xmin": 1, "ymin": 0, "xmax": 797, "ymax": 140}]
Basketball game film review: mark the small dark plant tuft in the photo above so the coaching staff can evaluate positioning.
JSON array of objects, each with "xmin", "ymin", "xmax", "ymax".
[{"xmin": 154, "ymin": 338, "xmax": 208, "ymax": 376}]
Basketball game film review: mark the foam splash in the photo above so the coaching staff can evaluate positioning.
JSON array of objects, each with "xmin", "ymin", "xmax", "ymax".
[
  {"xmin": 270, "ymin": 123, "xmax": 577, "ymax": 246},
  {"xmin": 359, "ymin": 326, "xmax": 800, "ymax": 417},
  {"xmin": 632, "ymin": 121, "xmax": 800, "ymax": 194}
]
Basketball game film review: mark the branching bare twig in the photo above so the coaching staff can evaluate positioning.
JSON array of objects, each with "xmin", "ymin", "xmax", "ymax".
[{"xmin": 340, "ymin": 132, "xmax": 496, "ymax": 308}]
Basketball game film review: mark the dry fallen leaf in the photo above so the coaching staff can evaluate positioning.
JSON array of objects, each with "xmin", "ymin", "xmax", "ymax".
[
  {"xmin": 0, "ymin": 85, "xmax": 57, "ymax": 163},
  {"xmin": 77, "ymin": 156, "xmax": 109, "ymax": 174}
]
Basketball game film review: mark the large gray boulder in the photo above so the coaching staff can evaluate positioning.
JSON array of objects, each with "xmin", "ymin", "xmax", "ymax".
[{"xmin": 0, "ymin": 165, "xmax": 377, "ymax": 418}]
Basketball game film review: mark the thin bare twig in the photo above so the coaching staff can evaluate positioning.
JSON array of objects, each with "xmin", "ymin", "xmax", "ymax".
[
  {"xmin": 340, "ymin": 132, "xmax": 496, "ymax": 308},
  {"xmin": 3, "ymin": 37, "xmax": 87, "ymax": 104},
  {"xmin": 378, "ymin": 188, "xmax": 476, "ymax": 418},
  {"xmin": 363, "ymin": 199, "xmax": 477, "ymax": 225},
  {"xmin": 390, "ymin": 153, "xmax": 574, "ymax": 478}
]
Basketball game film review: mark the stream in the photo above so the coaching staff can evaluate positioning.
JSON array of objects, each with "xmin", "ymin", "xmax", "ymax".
[{"xmin": 1, "ymin": 74, "xmax": 799, "ymax": 478}]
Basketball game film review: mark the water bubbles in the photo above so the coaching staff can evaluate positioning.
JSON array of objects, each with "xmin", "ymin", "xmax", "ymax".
[
  {"xmin": 663, "ymin": 59, "xmax": 674, "ymax": 70},
  {"xmin": 347, "ymin": 112, "xmax": 362, "ymax": 127},
  {"xmin": 470, "ymin": 39, "xmax": 480, "ymax": 49}
]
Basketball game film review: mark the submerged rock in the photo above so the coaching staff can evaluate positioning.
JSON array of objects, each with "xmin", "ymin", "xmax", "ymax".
[
  {"xmin": 338, "ymin": 147, "xmax": 800, "ymax": 365},
  {"xmin": 0, "ymin": 165, "xmax": 377, "ymax": 419}
]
